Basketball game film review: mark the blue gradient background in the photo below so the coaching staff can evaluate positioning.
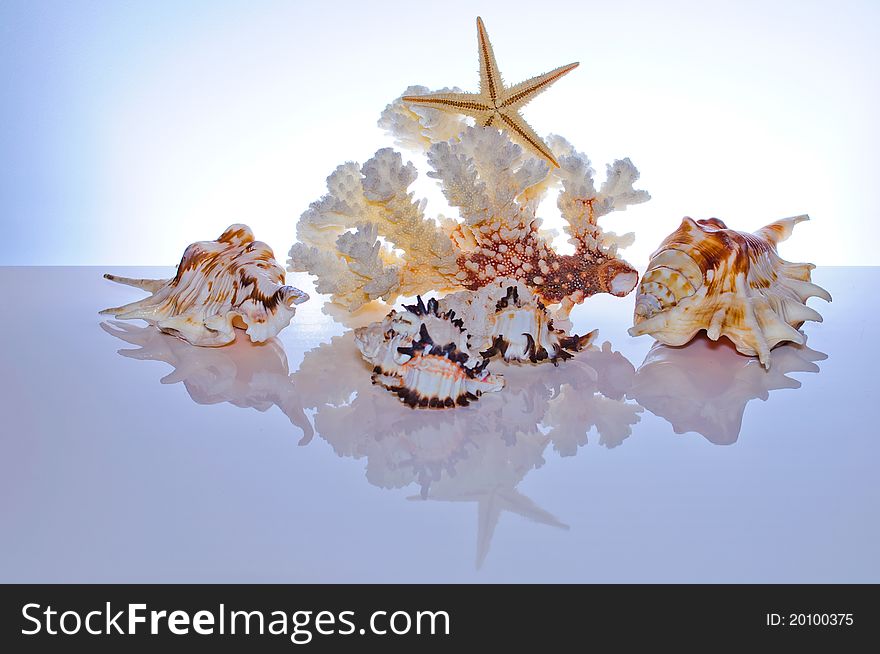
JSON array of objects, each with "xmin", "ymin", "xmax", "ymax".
[{"xmin": 2, "ymin": 0, "xmax": 878, "ymax": 265}]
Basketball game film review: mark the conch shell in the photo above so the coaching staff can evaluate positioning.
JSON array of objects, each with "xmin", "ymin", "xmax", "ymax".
[
  {"xmin": 101, "ymin": 224, "xmax": 309, "ymax": 346},
  {"xmin": 354, "ymin": 297, "xmax": 504, "ymax": 408},
  {"xmin": 438, "ymin": 278, "xmax": 596, "ymax": 364},
  {"xmin": 628, "ymin": 215, "xmax": 830, "ymax": 367}
]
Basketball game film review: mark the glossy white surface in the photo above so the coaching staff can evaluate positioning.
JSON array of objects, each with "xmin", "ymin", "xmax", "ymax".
[{"xmin": 1, "ymin": 266, "xmax": 876, "ymax": 582}]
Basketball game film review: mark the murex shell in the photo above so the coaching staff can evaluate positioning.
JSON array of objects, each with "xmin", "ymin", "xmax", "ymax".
[
  {"xmin": 354, "ymin": 279, "xmax": 596, "ymax": 409},
  {"xmin": 628, "ymin": 215, "xmax": 831, "ymax": 367},
  {"xmin": 438, "ymin": 278, "xmax": 596, "ymax": 364},
  {"xmin": 354, "ymin": 297, "xmax": 504, "ymax": 408},
  {"xmin": 102, "ymin": 224, "xmax": 309, "ymax": 346}
]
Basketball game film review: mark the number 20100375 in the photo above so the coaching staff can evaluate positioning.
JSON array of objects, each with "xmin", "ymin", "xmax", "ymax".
[{"xmin": 766, "ymin": 614, "xmax": 854, "ymax": 626}]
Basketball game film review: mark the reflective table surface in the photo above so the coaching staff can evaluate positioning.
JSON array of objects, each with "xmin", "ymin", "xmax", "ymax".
[{"xmin": 1, "ymin": 267, "xmax": 876, "ymax": 582}]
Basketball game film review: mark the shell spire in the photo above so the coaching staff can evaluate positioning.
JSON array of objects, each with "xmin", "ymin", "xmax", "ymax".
[{"xmin": 628, "ymin": 215, "xmax": 830, "ymax": 368}]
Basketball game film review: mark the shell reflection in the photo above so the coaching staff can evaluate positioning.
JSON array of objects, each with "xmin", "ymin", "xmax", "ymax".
[
  {"xmin": 101, "ymin": 320, "xmax": 826, "ymax": 567},
  {"xmin": 293, "ymin": 333, "xmax": 641, "ymax": 567},
  {"xmin": 628, "ymin": 334, "xmax": 827, "ymax": 445},
  {"xmin": 100, "ymin": 320, "xmax": 314, "ymax": 443}
]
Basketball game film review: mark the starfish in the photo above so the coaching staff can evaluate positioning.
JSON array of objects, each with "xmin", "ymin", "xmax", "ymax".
[{"xmin": 402, "ymin": 17, "xmax": 578, "ymax": 167}]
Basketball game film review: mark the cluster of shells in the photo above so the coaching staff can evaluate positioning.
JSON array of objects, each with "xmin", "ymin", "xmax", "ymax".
[
  {"xmin": 100, "ymin": 16, "xmax": 831, "ymax": 409},
  {"xmin": 353, "ymin": 280, "xmax": 595, "ymax": 408},
  {"xmin": 99, "ymin": 216, "xmax": 831, "ymax": 411}
]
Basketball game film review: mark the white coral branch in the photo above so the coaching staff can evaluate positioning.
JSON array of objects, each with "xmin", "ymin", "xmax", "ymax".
[
  {"xmin": 335, "ymin": 225, "xmax": 401, "ymax": 298},
  {"xmin": 378, "ymin": 86, "xmax": 470, "ymax": 152},
  {"xmin": 427, "ymin": 126, "xmax": 550, "ymax": 227},
  {"xmin": 601, "ymin": 158, "xmax": 651, "ymax": 212},
  {"xmin": 289, "ymin": 148, "xmax": 457, "ymax": 309},
  {"xmin": 293, "ymin": 112, "xmax": 649, "ymax": 310},
  {"xmin": 288, "ymin": 225, "xmax": 400, "ymax": 310},
  {"xmin": 554, "ymin": 138, "xmax": 649, "ymax": 255},
  {"xmin": 295, "ymin": 162, "xmax": 367, "ymax": 250}
]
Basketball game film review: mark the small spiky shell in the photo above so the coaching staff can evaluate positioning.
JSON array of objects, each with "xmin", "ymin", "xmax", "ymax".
[
  {"xmin": 101, "ymin": 225, "xmax": 309, "ymax": 346},
  {"xmin": 354, "ymin": 297, "xmax": 503, "ymax": 408},
  {"xmin": 628, "ymin": 215, "xmax": 831, "ymax": 368},
  {"xmin": 439, "ymin": 279, "xmax": 596, "ymax": 365}
]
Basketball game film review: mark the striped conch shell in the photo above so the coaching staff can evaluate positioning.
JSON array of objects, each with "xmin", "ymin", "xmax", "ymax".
[
  {"xmin": 101, "ymin": 224, "xmax": 309, "ymax": 346},
  {"xmin": 628, "ymin": 215, "xmax": 831, "ymax": 368},
  {"xmin": 354, "ymin": 297, "xmax": 504, "ymax": 408}
]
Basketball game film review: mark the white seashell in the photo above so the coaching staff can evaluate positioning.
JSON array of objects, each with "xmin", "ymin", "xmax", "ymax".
[
  {"xmin": 628, "ymin": 215, "xmax": 831, "ymax": 368},
  {"xmin": 438, "ymin": 278, "xmax": 596, "ymax": 364},
  {"xmin": 354, "ymin": 297, "xmax": 503, "ymax": 408},
  {"xmin": 101, "ymin": 225, "xmax": 309, "ymax": 347}
]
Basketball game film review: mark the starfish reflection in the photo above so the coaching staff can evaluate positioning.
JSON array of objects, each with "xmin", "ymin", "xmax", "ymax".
[
  {"xmin": 101, "ymin": 321, "xmax": 314, "ymax": 444},
  {"xmin": 628, "ymin": 334, "xmax": 828, "ymax": 445},
  {"xmin": 292, "ymin": 334, "xmax": 642, "ymax": 567}
]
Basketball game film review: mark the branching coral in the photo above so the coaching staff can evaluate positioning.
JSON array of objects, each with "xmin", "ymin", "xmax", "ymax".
[
  {"xmin": 289, "ymin": 18, "xmax": 648, "ymax": 315},
  {"xmin": 289, "ymin": 112, "xmax": 648, "ymax": 316},
  {"xmin": 288, "ymin": 149, "xmax": 458, "ymax": 310}
]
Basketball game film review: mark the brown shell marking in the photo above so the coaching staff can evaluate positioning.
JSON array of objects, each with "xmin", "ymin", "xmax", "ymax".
[
  {"xmin": 372, "ymin": 323, "xmax": 504, "ymax": 408},
  {"xmin": 101, "ymin": 224, "xmax": 309, "ymax": 346},
  {"xmin": 476, "ymin": 285, "xmax": 596, "ymax": 364},
  {"xmin": 629, "ymin": 215, "xmax": 830, "ymax": 367},
  {"xmin": 355, "ymin": 296, "xmax": 504, "ymax": 409}
]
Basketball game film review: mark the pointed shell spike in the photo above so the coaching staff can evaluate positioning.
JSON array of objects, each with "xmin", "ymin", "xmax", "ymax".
[{"xmin": 629, "ymin": 215, "xmax": 829, "ymax": 368}]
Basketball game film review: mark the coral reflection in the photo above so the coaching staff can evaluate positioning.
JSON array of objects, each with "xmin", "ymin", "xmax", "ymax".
[
  {"xmin": 628, "ymin": 334, "xmax": 827, "ymax": 445},
  {"xmin": 292, "ymin": 334, "xmax": 642, "ymax": 567}
]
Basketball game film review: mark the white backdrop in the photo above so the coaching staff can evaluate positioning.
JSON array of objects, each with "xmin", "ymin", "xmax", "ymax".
[{"xmin": 2, "ymin": 0, "xmax": 878, "ymax": 266}]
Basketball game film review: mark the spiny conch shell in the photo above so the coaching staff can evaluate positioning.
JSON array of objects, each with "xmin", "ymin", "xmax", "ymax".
[
  {"xmin": 101, "ymin": 225, "xmax": 309, "ymax": 347},
  {"xmin": 628, "ymin": 215, "xmax": 831, "ymax": 368},
  {"xmin": 628, "ymin": 335, "xmax": 827, "ymax": 445},
  {"xmin": 438, "ymin": 278, "xmax": 596, "ymax": 364},
  {"xmin": 354, "ymin": 297, "xmax": 504, "ymax": 408}
]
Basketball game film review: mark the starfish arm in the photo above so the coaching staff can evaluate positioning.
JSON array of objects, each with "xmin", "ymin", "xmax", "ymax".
[
  {"xmin": 402, "ymin": 91, "xmax": 492, "ymax": 122},
  {"xmin": 476, "ymin": 17, "xmax": 503, "ymax": 103},
  {"xmin": 497, "ymin": 488, "xmax": 569, "ymax": 529},
  {"xmin": 475, "ymin": 493, "xmax": 502, "ymax": 569},
  {"xmin": 500, "ymin": 62, "xmax": 579, "ymax": 112},
  {"xmin": 499, "ymin": 111, "xmax": 560, "ymax": 167}
]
